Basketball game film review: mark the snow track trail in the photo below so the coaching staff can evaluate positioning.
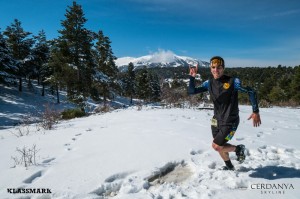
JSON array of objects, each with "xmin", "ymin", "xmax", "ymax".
[{"xmin": 0, "ymin": 107, "xmax": 299, "ymax": 199}]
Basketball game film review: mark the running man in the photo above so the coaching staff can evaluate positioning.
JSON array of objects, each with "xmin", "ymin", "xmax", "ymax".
[{"xmin": 188, "ymin": 56, "xmax": 261, "ymax": 170}]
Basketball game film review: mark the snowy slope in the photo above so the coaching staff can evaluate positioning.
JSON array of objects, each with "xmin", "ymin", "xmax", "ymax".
[
  {"xmin": 0, "ymin": 82, "xmax": 75, "ymax": 129},
  {"xmin": 0, "ymin": 106, "xmax": 300, "ymax": 199},
  {"xmin": 116, "ymin": 50, "xmax": 209, "ymax": 71}
]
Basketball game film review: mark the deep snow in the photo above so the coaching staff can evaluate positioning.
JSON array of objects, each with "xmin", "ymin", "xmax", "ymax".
[{"xmin": 0, "ymin": 105, "xmax": 300, "ymax": 199}]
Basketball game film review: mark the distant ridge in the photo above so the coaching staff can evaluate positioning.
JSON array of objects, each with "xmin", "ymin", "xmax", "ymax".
[{"xmin": 116, "ymin": 50, "xmax": 209, "ymax": 71}]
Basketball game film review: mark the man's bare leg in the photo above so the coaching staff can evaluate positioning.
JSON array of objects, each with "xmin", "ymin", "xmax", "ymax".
[{"xmin": 212, "ymin": 142, "xmax": 236, "ymax": 170}]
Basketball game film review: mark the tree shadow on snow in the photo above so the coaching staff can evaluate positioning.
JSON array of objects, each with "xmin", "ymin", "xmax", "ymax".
[{"xmin": 249, "ymin": 166, "xmax": 300, "ymax": 180}]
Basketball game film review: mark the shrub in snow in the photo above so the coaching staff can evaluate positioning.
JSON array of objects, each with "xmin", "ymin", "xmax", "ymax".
[
  {"xmin": 61, "ymin": 108, "xmax": 86, "ymax": 119},
  {"xmin": 10, "ymin": 126, "xmax": 30, "ymax": 137},
  {"xmin": 41, "ymin": 104, "xmax": 61, "ymax": 130},
  {"xmin": 11, "ymin": 144, "xmax": 40, "ymax": 168}
]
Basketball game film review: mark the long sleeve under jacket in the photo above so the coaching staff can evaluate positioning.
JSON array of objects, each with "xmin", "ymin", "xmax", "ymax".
[{"xmin": 188, "ymin": 75, "xmax": 259, "ymax": 123}]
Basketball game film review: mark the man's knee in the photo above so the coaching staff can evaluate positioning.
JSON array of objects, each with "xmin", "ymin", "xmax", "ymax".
[{"xmin": 212, "ymin": 143, "xmax": 223, "ymax": 151}]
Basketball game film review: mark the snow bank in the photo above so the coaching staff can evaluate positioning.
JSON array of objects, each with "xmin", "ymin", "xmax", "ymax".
[{"xmin": 0, "ymin": 106, "xmax": 299, "ymax": 199}]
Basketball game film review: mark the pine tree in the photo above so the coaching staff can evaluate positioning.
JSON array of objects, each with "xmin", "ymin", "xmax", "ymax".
[
  {"xmin": 0, "ymin": 29, "xmax": 16, "ymax": 83},
  {"xmin": 258, "ymin": 77, "xmax": 273, "ymax": 102},
  {"xmin": 136, "ymin": 67, "xmax": 149, "ymax": 101},
  {"xmin": 47, "ymin": 39, "xmax": 69, "ymax": 104},
  {"xmin": 124, "ymin": 62, "xmax": 135, "ymax": 104},
  {"xmin": 4, "ymin": 19, "xmax": 34, "ymax": 91},
  {"xmin": 148, "ymin": 71, "xmax": 161, "ymax": 102},
  {"xmin": 32, "ymin": 30, "xmax": 50, "ymax": 84},
  {"xmin": 58, "ymin": 1, "xmax": 94, "ymax": 108},
  {"xmin": 32, "ymin": 30, "xmax": 51, "ymax": 96},
  {"xmin": 136, "ymin": 68, "xmax": 161, "ymax": 103},
  {"xmin": 278, "ymin": 73, "xmax": 293, "ymax": 102},
  {"xmin": 268, "ymin": 85, "xmax": 286, "ymax": 103},
  {"xmin": 291, "ymin": 66, "xmax": 300, "ymax": 104},
  {"xmin": 94, "ymin": 30, "xmax": 118, "ymax": 102}
]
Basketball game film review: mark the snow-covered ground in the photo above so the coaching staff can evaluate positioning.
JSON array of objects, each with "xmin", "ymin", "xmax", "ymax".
[
  {"xmin": 0, "ymin": 82, "xmax": 74, "ymax": 129},
  {"xmin": 0, "ymin": 104, "xmax": 300, "ymax": 199}
]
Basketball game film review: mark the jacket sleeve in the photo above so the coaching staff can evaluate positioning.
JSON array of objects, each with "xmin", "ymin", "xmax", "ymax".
[
  {"xmin": 234, "ymin": 78, "xmax": 259, "ymax": 113},
  {"xmin": 188, "ymin": 76, "xmax": 209, "ymax": 95}
]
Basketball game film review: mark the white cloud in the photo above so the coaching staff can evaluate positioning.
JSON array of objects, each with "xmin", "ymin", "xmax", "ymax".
[{"xmin": 149, "ymin": 49, "xmax": 176, "ymax": 63}]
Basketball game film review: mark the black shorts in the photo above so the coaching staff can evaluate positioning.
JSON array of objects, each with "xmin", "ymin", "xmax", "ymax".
[{"xmin": 211, "ymin": 118, "xmax": 239, "ymax": 146}]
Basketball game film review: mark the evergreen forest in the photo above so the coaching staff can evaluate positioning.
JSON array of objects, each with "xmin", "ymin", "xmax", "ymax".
[{"xmin": 1, "ymin": 1, "xmax": 299, "ymax": 110}]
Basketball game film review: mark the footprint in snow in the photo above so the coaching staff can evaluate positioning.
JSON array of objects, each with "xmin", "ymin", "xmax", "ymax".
[
  {"xmin": 190, "ymin": 150, "xmax": 211, "ymax": 166},
  {"xmin": 23, "ymin": 170, "xmax": 43, "ymax": 184},
  {"xmin": 208, "ymin": 161, "xmax": 217, "ymax": 169},
  {"xmin": 42, "ymin": 158, "xmax": 55, "ymax": 164},
  {"xmin": 253, "ymin": 145, "xmax": 300, "ymax": 168},
  {"xmin": 190, "ymin": 149, "xmax": 203, "ymax": 155},
  {"xmin": 105, "ymin": 171, "xmax": 131, "ymax": 183},
  {"xmin": 256, "ymin": 131, "xmax": 264, "ymax": 138},
  {"xmin": 64, "ymin": 142, "xmax": 73, "ymax": 151},
  {"xmin": 259, "ymin": 145, "xmax": 267, "ymax": 149},
  {"xmin": 92, "ymin": 171, "xmax": 132, "ymax": 197}
]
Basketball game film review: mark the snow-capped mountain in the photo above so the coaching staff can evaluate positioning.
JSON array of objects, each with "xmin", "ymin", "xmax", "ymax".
[{"xmin": 116, "ymin": 50, "xmax": 209, "ymax": 71}]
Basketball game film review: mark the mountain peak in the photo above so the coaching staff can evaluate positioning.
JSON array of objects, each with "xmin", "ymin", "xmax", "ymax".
[{"xmin": 116, "ymin": 50, "xmax": 209, "ymax": 71}]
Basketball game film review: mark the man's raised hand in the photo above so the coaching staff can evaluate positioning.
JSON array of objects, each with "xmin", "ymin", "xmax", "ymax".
[{"xmin": 189, "ymin": 63, "xmax": 198, "ymax": 77}]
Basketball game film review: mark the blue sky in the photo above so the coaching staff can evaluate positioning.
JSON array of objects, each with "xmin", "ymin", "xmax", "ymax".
[{"xmin": 1, "ymin": 0, "xmax": 300, "ymax": 67}]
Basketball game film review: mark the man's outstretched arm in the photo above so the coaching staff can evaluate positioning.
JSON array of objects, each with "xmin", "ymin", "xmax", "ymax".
[{"xmin": 234, "ymin": 78, "xmax": 261, "ymax": 127}]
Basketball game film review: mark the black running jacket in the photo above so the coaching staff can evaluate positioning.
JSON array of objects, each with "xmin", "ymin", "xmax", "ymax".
[{"xmin": 188, "ymin": 75, "xmax": 259, "ymax": 123}]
